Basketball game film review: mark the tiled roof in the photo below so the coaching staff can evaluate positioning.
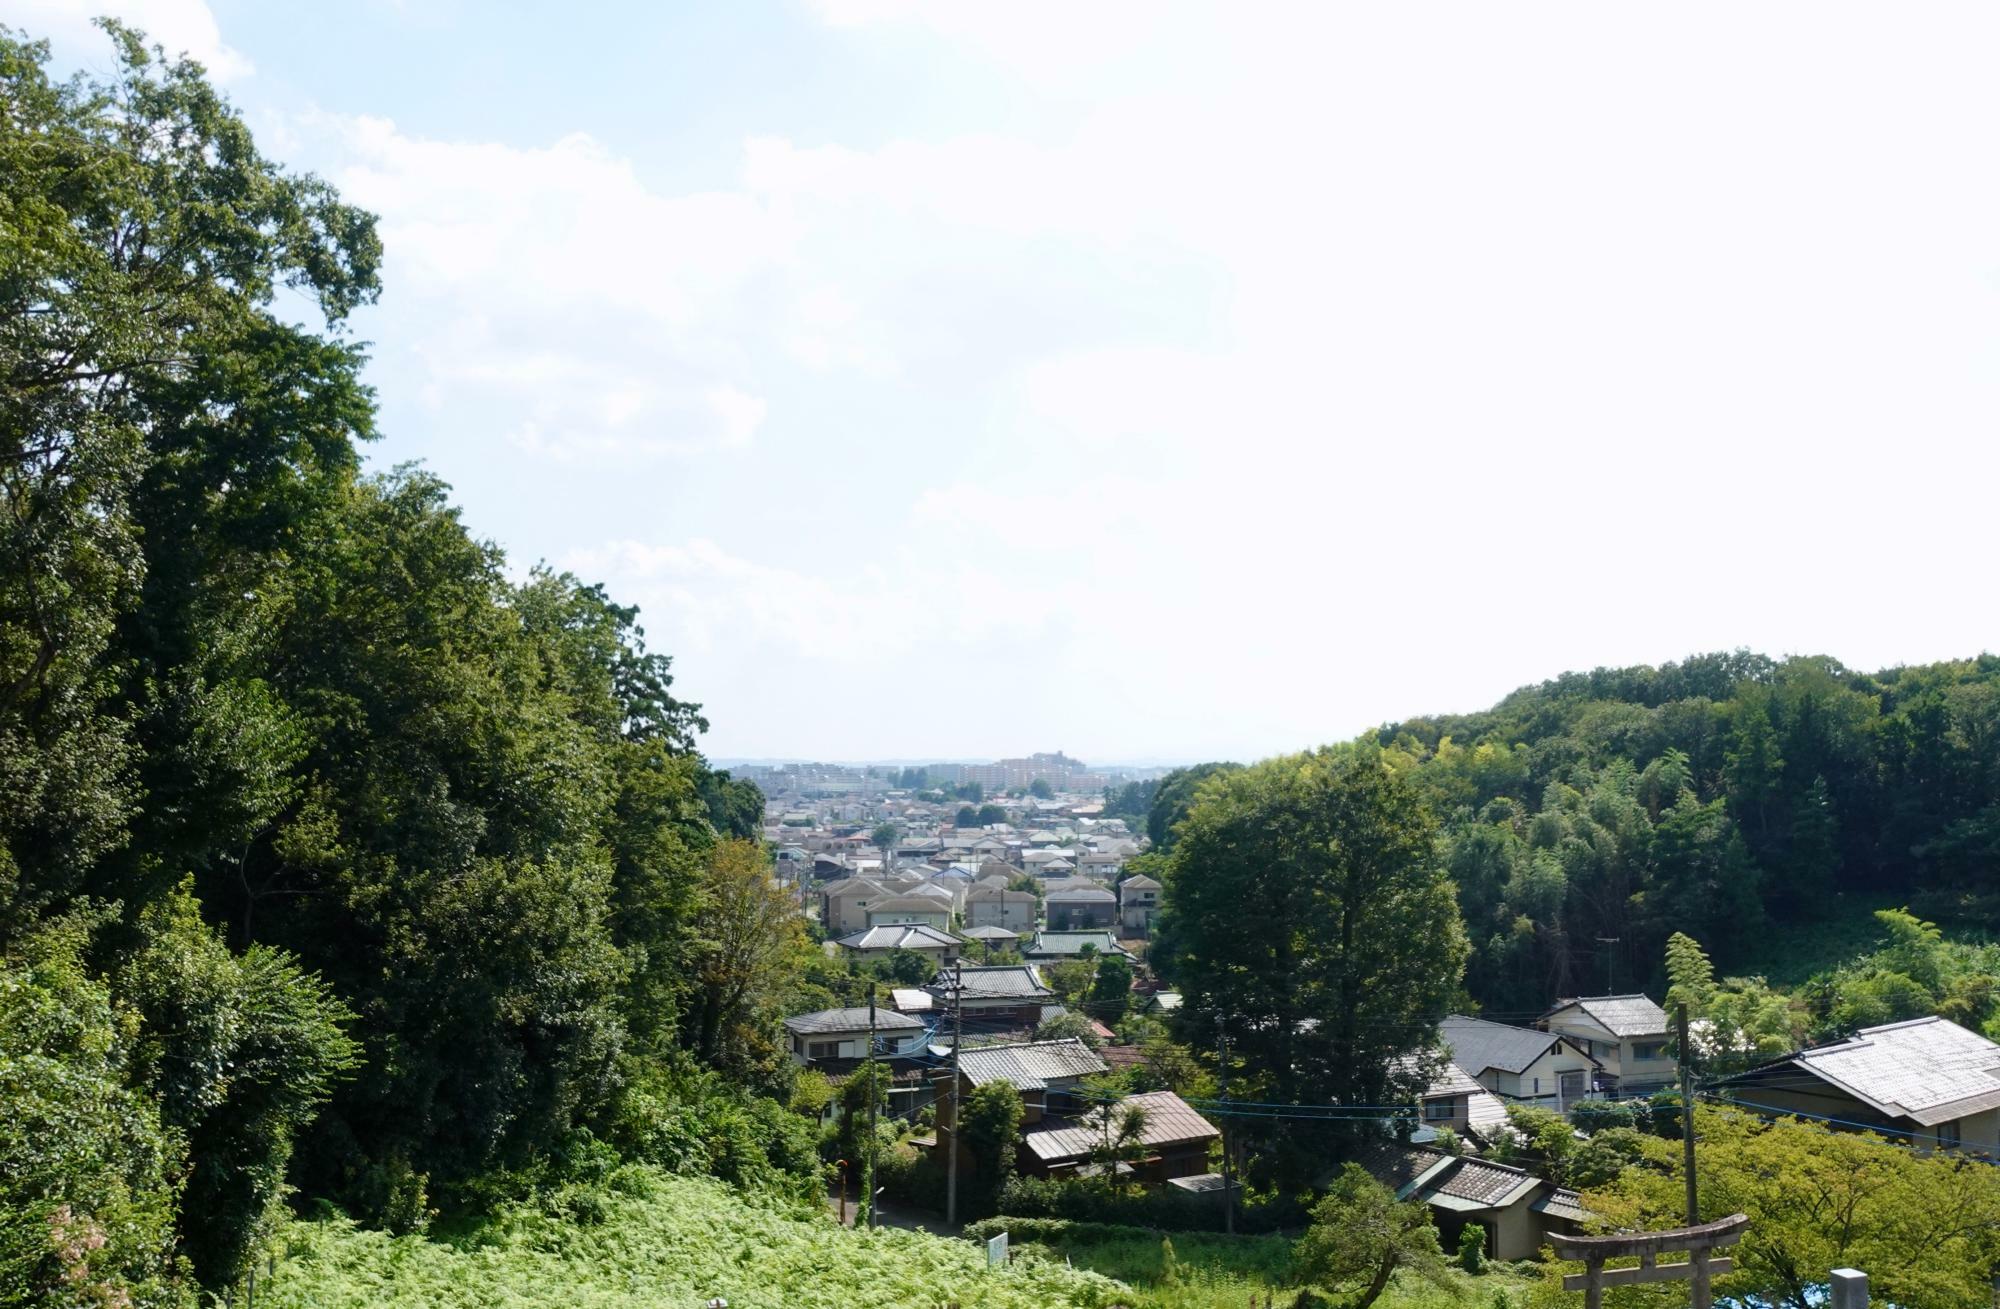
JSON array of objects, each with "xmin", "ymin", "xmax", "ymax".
[
  {"xmin": 1548, "ymin": 994, "xmax": 1669, "ymax": 1038},
  {"xmin": 1026, "ymin": 931, "xmax": 1129, "ymax": 958},
  {"xmin": 784, "ymin": 1007, "xmax": 926, "ymax": 1035},
  {"xmin": 932, "ymin": 964, "xmax": 1053, "ymax": 1001},
  {"xmin": 965, "ymin": 885, "xmax": 1037, "ymax": 904},
  {"xmin": 1046, "ymin": 887, "xmax": 1115, "ymax": 903},
  {"xmin": 888, "ymin": 987, "xmax": 933, "ymax": 1013},
  {"xmin": 1351, "ymin": 1141, "xmax": 1544, "ymax": 1212},
  {"xmin": 1745, "ymin": 1016, "xmax": 2000, "ymax": 1127},
  {"xmin": 957, "ymin": 1039, "xmax": 1108, "ymax": 1091},
  {"xmin": 835, "ymin": 924, "xmax": 960, "ymax": 951},
  {"xmin": 866, "ymin": 895, "xmax": 952, "ymax": 914},
  {"xmin": 1022, "ymin": 1091, "xmax": 1221, "ymax": 1163},
  {"xmin": 1119, "ymin": 874, "xmax": 1161, "ymax": 890},
  {"xmin": 959, "ymin": 925, "xmax": 1019, "ymax": 941},
  {"xmin": 1442, "ymin": 1014, "xmax": 1594, "ymax": 1076},
  {"xmin": 1532, "ymin": 1188, "xmax": 1589, "ymax": 1222},
  {"xmin": 1426, "ymin": 1060, "xmax": 1483, "ymax": 1098}
]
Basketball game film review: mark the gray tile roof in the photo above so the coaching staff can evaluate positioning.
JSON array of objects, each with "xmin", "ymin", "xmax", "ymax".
[
  {"xmin": 1352, "ymin": 1141, "xmax": 1544, "ymax": 1211},
  {"xmin": 1022, "ymin": 1091, "xmax": 1221, "ymax": 1163},
  {"xmin": 1547, "ymin": 994, "xmax": 1669, "ymax": 1038},
  {"xmin": 1442, "ymin": 1014, "xmax": 1595, "ymax": 1076},
  {"xmin": 784, "ymin": 1007, "xmax": 926, "ymax": 1036},
  {"xmin": 1046, "ymin": 887, "xmax": 1115, "ymax": 903},
  {"xmin": 959, "ymin": 925, "xmax": 1019, "ymax": 941},
  {"xmin": 957, "ymin": 1039, "xmax": 1109, "ymax": 1091},
  {"xmin": 1741, "ymin": 1016, "xmax": 2000, "ymax": 1127},
  {"xmin": 1025, "ymin": 931, "xmax": 1130, "ymax": 958},
  {"xmin": 932, "ymin": 964, "xmax": 1053, "ymax": 1001}
]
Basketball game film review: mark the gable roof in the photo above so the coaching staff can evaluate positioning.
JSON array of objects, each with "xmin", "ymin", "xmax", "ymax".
[
  {"xmin": 865, "ymin": 895, "xmax": 953, "ymax": 915},
  {"xmin": 834, "ymin": 924, "xmax": 960, "ymax": 952},
  {"xmin": 1021, "ymin": 1091, "xmax": 1221, "ymax": 1163},
  {"xmin": 957, "ymin": 1039, "xmax": 1108, "ymax": 1091},
  {"xmin": 965, "ymin": 885, "xmax": 1036, "ymax": 904},
  {"xmin": 1719, "ymin": 1015, "xmax": 2000, "ymax": 1128},
  {"xmin": 1351, "ymin": 1141, "xmax": 1546, "ymax": 1213},
  {"xmin": 1544, "ymin": 994, "xmax": 1669, "ymax": 1038},
  {"xmin": 1119, "ymin": 874, "xmax": 1161, "ymax": 891},
  {"xmin": 784, "ymin": 1007, "xmax": 926, "ymax": 1036},
  {"xmin": 1442, "ymin": 1014, "xmax": 1597, "ymax": 1076},
  {"xmin": 1046, "ymin": 887, "xmax": 1115, "ymax": 904},
  {"xmin": 959, "ymin": 924, "xmax": 1020, "ymax": 941},
  {"xmin": 1025, "ymin": 930, "xmax": 1131, "ymax": 959},
  {"xmin": 932, "ymin": 963, "xmax": 1053, "ymax": 1001}
]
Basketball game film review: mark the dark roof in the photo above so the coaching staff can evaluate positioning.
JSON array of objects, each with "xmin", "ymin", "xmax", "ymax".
[
  {"xmin": 784, "ymin": 1007, "xmax": 926, "ymax": 1035},
  {"xmin": 1545, "ymin": 994, "xmax": 1669, "ymax": 1038},
  {"xmin": 1025, "ymin": 931, "xmax": 1130, "ymax": 959},
  {"xmin": 957, "ymin": 1039, "xmax": 1108, "ymax": 1090},
  {"xmin": 931, "ymin": 964, "xmax": 1053, "ymax": 1001},
  {"xmin": 1046, "ymin": 887, "xmax": 1116, "ymax": 903},
  {"xmin": 1022, "ymin": 1091, "xmax": 1221, "ymax": 1163},
  {"xmin": 1442, "ymin": 1014, "xmax": 1596, "ymax": 1076},
  {"xmin": 866, "ymin": 895, "xmax": 953, "ymax": 915},
  {"xmin": 1350, "ymin": 1141, "xmax": 1544, "ymax": 1212}
]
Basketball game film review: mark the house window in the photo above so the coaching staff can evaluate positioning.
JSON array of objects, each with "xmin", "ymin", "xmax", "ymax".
[
  {"xmin": 808, "ymin": 1041, "xmax": 841, "ymax": 1060},
  {"xmin": 1938, "ymin": 1119, "xmax": 1962, "ymax": 1149},
  {"xmin": 1424, "ymin": 1099, "xmax": 1456, "ymax": 1122},
  {"xmin": 1631, "ymin": 1042, "xmax": 1666, "ymax": 1061}
]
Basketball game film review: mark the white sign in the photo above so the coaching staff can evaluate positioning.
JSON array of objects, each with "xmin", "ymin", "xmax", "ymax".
[{"xmin": 986, "ymin": 1232, "xmax": 1008, "ymax": 1268}]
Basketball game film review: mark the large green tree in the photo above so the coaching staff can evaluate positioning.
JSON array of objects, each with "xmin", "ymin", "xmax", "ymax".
[{"xmin": 1159, "ymin": 748, "xmax": 1467, "ymax": 1176}]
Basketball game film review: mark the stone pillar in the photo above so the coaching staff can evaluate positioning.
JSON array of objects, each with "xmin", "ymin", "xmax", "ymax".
[{"xmin": 1830, "ymin": 1268, "xmax": 1868, "ymax": 1309}]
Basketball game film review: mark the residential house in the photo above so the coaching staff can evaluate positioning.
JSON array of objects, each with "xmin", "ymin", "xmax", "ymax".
[
  {"xmin": 784, "ymin": 1007, "xmax": 928, "ymax": 1065},
  {"xmin": 932, "ymin": 1040, "xmax": 1110, "ymax": 1166},
  {"xmin": 1537, "ymin": 994, "xmax": 1675, "ymax": 1094},
  {"xmin": 964, "ymin": 885, "xmax": 1037, "ymax": 932},
  {"xmin": 959, "ymin": 924, "xmax": 1020, "ymax": 953},
  {"xmin": 1078, "ymin": 852, "xmax": 1125, "ymax": 879},
  {"xmin": 1709, "ymin": 1015, "xmax": 2000, "ymax": 1155},
  {"xmin": 833, "ymin": 923, "xmax": 962, "ymax": 964},
  {"xmin": 1441, "ymin": 1014, "xmax": 1600, "ymax": 1109},
  {"xmin": 1045, "ymin": 886, "xmax": 1117, "ymax": 931},
  {"xmin": 819, "ymin": 876, "xmax": 888, "ymax": 936},
  {"xmin": 1020, "ymin": 1090, "xmax": 1221, "ymax": 1182},
  {"xmin": 1352, "ymin": 1141, "xmax": 1585, "ymax": 1261},
  {"xmin": 1410, "ymin": 1059, "xmax": 1515, "ymax": 1147},
  {"xmin": 864, "ymin": 895, "xmax": 954, "ymax": 932},
  {"xmin": 1118, "ymin": 874, "xmax": 1162, "ymax": 937},
  {"xmin": 1024, "ymin": 929, "xmax": 1134, "ymax": 962},
  {"xmin": 928, "ymin": 963, "xmax": 1055, "ymax": 1031}
]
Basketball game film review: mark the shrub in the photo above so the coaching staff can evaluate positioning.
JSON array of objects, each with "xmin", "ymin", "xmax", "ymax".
[
  {"xmin": 1457, "ymin": 1222, "xmax": 1487, "ymax": 1274},
  {"xmin": 1569, "ymin": 1098, "xmax": 1647, "ymax": 1135},
  {"xmin": 992, "ymin": 1176, "xmax": 1305, "ymax": 1234}
]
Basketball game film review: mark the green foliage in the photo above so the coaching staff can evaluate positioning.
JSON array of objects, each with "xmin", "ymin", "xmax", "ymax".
[
  {"xmin": 958, "ymin": 1080, "xmax": 1024, "ymax": 1214},
  {"xmin": 1145, "ymin": 762, "xmax": 1242, "ymax": 851},
  {"xmin": 1159, "ymin": 748, "xmax": 1466, "ymax": 1179},
  {"xmin": 1456, "ymin": 1223, "xmax": 1486, "ymax": 1274},
  {"xmin": 1036, "ymin": 1009, "xmax": 1103, "ymax": 1048},
  {"xmin": 119, "ymin": 883, "xmax": 358, "ymax": 1287},
  {"xmin": 264, "ymin": 1167, "xmax": 1127, "ymax": 1309},
  {"xmin": 975, "ymin": 803, "xmax": 1006, "ymax": 826},
  {"xmin": 1293, "ymin": 1164, "xmax": 1450, "ymax": 1309},
  {"xmin": 989, "ymin": 1179, "xmax": 1306, "ymax": 1234},
  {"xmin": 0, "ymin": 916, "xmax": 191, "ymax": 1308},
  {"xmin": 1090, "ymin": 955, "xmax": 1134, "ymax": 1018},
  {"xmin": 1028, "ymin": 777, "xmax": 1055, "ymax": 799},
  {"xmin": 1559, "ymin": 1105, "xmax": 2000, "ymax": 1309}
]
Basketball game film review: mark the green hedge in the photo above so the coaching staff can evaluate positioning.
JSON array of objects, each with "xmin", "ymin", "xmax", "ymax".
[{"xmin": 992, "ymin": 1176, "xmax": 1304, "ymax": 1233}]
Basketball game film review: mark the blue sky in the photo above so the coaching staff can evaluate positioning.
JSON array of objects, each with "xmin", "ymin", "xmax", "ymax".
[{"xmin": 20, "ymin": 1, "xmax": 2000, "ymax": 763}]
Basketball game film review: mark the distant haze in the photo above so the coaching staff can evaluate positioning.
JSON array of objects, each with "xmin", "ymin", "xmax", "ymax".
[{"xmin": 39, "ymin": 1, "xmax": 2000, "ymax": 760}]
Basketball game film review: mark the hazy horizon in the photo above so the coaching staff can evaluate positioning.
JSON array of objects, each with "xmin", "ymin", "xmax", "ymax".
[{"xmin": 29, "ymin": 0, "xmax": 2000, "ymax": 761}]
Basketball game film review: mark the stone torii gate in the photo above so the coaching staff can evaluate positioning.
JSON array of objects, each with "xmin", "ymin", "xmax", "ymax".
[{"xmin": 1551, "ymin": 1213, "xmax": 1750, "ymax": 1309}]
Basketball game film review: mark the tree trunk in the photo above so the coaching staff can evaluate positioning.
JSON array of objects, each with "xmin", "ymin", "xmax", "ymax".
[{"xmin": 1351, "ymin": 1253, "xmax": 1397, "ymax": 1309}]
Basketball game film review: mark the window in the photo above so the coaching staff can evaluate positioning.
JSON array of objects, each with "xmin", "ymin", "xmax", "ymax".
[
  {"xmin": 1631, "ymin": 1042, "xmax": 1667, "ymax": 1062},
  {"xmin": 1938, "ymin": 1119, "xmax": 1962, "ymax": 1149},
  {"xmin": 1424, "ymin": 1098, "xmax": 1457, "ymax": 1122},
  {"xmin": 808, "ymin": 1041, "xmax": 841, "ymax": 1060}
]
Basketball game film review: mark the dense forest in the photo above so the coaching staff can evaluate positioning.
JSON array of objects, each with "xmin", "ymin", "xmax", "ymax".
[{"xmin": 1, "ymin": 27, "xmax": 799, "ymax": 1305}]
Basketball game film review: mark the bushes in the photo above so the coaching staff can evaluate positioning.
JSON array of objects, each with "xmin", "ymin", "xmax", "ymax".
[
  {"xmin": 1567, "ymin": 1099, "xmax": 1649, "ymax": 1135},
  {"xmin": 601, "ymin": 1055, "xmax": 821, "ymax": 1204},
  {"xmin": 993, "ymin": 1176, "xmax": 1305, "ymax": 1234}
]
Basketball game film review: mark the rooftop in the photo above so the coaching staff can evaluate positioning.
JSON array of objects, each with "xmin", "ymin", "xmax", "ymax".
[
  {"xmin": 1727, "ymin": 1015, "xmax": 2000, "ymax": 1127},
  {"xmin": 1025, "ymin": 930, "xmax": 1130, "ymax": 958},
  {"xmin": 931, "ymin": 963, "xmax": 1054, "ymax": 1002},
  {"xmin": 956, "ymin": 1039, "xmax": 1109, "ymax": 1091},
  {"xmin": 1022, "ymin": 1091, "xmax": 1221, "ymax": 1163},
  {"xmin": 1545, "ymin": 994, "xmax": 1669, "ymax": 1038},
  {"xmin": 784, "ymin": 1007, "xmax": 927, "ymax": 1036},
  {"xmin": 834, "ymin": 924, "xmax": 961, "ymax": 952},
  {"xmin": 1442, "ymin": 1014, "xmax": 1594, "ymax": 1076},
  {"xmin": 1351, "ymin": 1141, "xmax": 1546, "ymax": 1212}
]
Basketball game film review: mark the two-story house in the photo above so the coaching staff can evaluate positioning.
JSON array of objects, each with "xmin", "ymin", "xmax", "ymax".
[
  {"xmin": 1441, "ymin": 1014, "xmax": 1600, "ymax": 1109},
  {"xmin": 1537, "ymin": 994, "xmax": 1675, "ymax": 1094},
  {"xmin": 784, "ymin": 1007, "xmax": 927, "ymax": 1065},
  {"xmin": 1118, "ymin": 874, "xmax": 1161, "ymax": 936},
  {"xmin": 964, "ymin": 884, "xmax": 1037, "ymax": 932}
]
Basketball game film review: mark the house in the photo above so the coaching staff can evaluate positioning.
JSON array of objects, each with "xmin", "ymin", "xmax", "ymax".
[
  {"xmin": 1079, "ymin": 852, "xmax": 1125, "ymax": 878},
  {"xmin": 888, "ymin": 987, "xmax": 934, "ymax": 1016},
  {"xmin": 1709, "ymin": 1015, "xmax": 2000, "ymax": 1155},
  {"xmin": 819, "ymin": 876, "xmax": 888, "ymax": 935},
  {"xmin": 964, "ymin": 884, "xmax": 1038, "ymax": 932},
  {"xmin": 864, "ymin": 895, "xmax": 954, "ymax": 931},
  {"xmin": 928, "ymin": 963, "xmax": 1054, "ymax": 1031},
  {"xmin": 784, "ymin": 1007, "xmax": 928, "ymax": 1065},
  {"xmin": 1118, "ymin": 874, "xmax": 1162, "ymax": 936},
  {"xmin": 1440, "ymin": 1014, "xmax": 1600, "ymax": 1109},
  {"xmin": 959, "ymin": 924, "xmax": 1020, "ymax": 953},
  {"xmin": 1024, "ymin": 930, "xmax": 1133, "ymax": 962},
  {"xmin": 1537, "ymin": 994, "xmax": 1675, "ymax": 1093},
  {"xmin": 1045, "ymin": 886, "xmax": 1117, "ymax": 931},
  {"xmin": 1409, "ymin": 1059, "xmax": 1515, "ymax": 1147},
  {"xmin": 1352, "ymin": 1141, "xmax": 1584, "ymax": 1261},
  {"xmin": 935, "ymin": 1038, "xmax": 1109, "ymax": 1129},
  {"xmin": 1020, "ymin": 1090, "xmax": 1221, "ymax": 1182},
  {"xmin": 833, "ymin": 923, "xmax": 962, "ymax": 964},
  {"xmin": 1145, "ymin": 991, "xmax": 1183, "ymax": 1015}
]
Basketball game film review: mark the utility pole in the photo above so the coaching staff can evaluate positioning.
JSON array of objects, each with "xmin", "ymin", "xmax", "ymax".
[
  {"xmin": 946, "ymin": 962, "xmax": 964, "ymax": 1226},
  {"xmin": 1677, "ymin": 1001, "xmax": 1697, "ymax": 1226},
  {"xmin": 864, "ymin": 983, "xmax": 879, "ymax": 1229},
  {"xmin": 1598, "ymin": 937, "xmax": 1619, "ymax": 994},
  {"xmin": 1218, "ymin": 1022, "xmax": 1233, "ymax": 1236}
]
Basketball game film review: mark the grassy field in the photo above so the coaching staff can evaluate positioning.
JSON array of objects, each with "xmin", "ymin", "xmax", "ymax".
[
  {"xmin": 1004, "ymin": 1221, "xmax": 1535, "ymax": 1309},
  {"xmin": 262, "ymin": 1167, "xmax": 1128, "ymax": 1309}
]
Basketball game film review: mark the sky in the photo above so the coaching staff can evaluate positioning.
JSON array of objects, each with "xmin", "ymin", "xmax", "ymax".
[{"xmin": 17, "ymin": 1, "xmax": 2000, "ymax": 764}]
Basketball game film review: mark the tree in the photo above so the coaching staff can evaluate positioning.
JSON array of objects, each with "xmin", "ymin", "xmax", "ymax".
[
  {"xmin": 871, "ymin": 822, "xmax": 900, "ymax": 856},
  {"xmin": 1045, "ymin": 959, "xmax": 1097, "ymax": 1006},
  {"xmin": 955, "ymin": 805, "xmax": 980, "ymax": 828},
  {"xmin": 1293, "ymin": 1163, "xmax": 1451, "ymax": 1309},
  {"xmin": 1160, "ymin": 749, "xmax": 1466, "ymax": 1172},
  {"xmin": 955, "ymin": 782, "xmax": 984, "ymax": 803},
  {"xmin": 975, "ymin": 803, "xmax": 1006, "ymax": 826},
  {"xmin": 1089, "ymin": 954, "xmax": 1134, "ymax": 1019},
  {"xmin": 957, "ymin": 1080, "xmax": 1024, "ymax": 1215},
  {"xmin": 1561, "ymin": 1105, "xmax": 2000, "ymax": 1309},
  {"xmin": 1035, "ymin": 1010, "xmax": 1102, "ymax": 1048},
  {"xmin": 689, "ymin": 839, "xmax": 808, "ymax": 1084},
  {"xmin": 1456, "ymin": 1222, "xmax": 1487, "ymax": 1274},
  {"xmin": 1146, "ymin": 762, "xmax": 1241, "ymax": 850},
  {"xmin": 1028, "ymin": 778, "xmax": 1054, "ymax": 800}
]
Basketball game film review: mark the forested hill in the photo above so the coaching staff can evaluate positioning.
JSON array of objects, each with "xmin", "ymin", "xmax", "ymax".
[{"xmin": 1366, "ymin": 650, "xmax": 2000, "ymax": 1011}]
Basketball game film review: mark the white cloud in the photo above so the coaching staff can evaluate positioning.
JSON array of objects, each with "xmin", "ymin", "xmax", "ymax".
[{"xmin": 14, "ymin": 0, "xmax": 251, "ymax": 80}]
